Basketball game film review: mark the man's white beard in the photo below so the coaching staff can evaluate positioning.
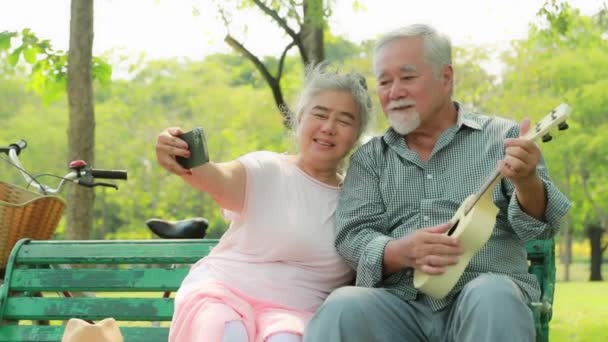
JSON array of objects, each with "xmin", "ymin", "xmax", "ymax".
[{"xmin": 388, "ymin": 110, "xmax": 420, "ymax": 135}]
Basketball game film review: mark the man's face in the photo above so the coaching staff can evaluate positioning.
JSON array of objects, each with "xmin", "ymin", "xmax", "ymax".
[{"xmin": 374, "ymin": 37, "xmax": 451, "ymax": 134}]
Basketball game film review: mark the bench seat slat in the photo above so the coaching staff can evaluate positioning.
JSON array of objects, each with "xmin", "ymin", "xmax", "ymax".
[
  {"xmin": 10, "ymin": 268, "xmax": 189, "ymax": 291},
  {"xmin": 0, "ymin": 325, "xmax": 168, "ymax": 342},
  {"xmin": 3, "ymin": 298, "xmax": 174, "ymax": 321},
  {"xmin": 15, "ymin": 239, "xmax": 218, "ymax": 265}
]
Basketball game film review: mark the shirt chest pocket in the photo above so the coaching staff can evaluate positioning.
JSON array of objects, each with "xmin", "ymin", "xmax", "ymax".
[{"xmin": 378, "ymin": 171, "xmax": 474, "ymax": 230}]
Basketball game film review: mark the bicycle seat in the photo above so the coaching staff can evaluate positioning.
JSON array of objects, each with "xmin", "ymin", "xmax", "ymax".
[{"xmin": 145, "ymin": 217, "xmax": 208, "ymax": 239}]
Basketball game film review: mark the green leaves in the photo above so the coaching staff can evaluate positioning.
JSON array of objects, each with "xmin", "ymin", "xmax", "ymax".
[
  {"xmin": 93, "ymin": 57, "xmax": 113, "ymax": 85},
  {"xmin": 7, "ymin": 46, "xmax": 22, "ymax": 66},
  {"xmin": 496, "ymin": 4, "xmax": 608, "ymax": 233},
  {"xmin": 23, "ymin": 44, "xmax": 39, "ymax": 64},
  {"xmin": 1, "ymin": 28, "xmax": 113, "ymax": 104},
  {"xmin": 0, "ymin": 31, "xmax": 16, "ymax": 51}
]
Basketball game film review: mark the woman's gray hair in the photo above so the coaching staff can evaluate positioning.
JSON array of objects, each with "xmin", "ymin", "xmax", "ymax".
[
  {"xmin": 373, "ymin": 23, "xmax": 452, "ymax": 77},
  {"xmin": 288, "ymin": 63, "xmax": 373, "ymax": 141}
]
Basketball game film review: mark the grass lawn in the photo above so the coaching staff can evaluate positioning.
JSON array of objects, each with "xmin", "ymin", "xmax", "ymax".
[
  {"xmin": 551, "ymin": 281, "xmax": 608, "ymax": 341},
  {"xmin": 552, "ymin": 262, "xmax": 608, "ymax": 341}
]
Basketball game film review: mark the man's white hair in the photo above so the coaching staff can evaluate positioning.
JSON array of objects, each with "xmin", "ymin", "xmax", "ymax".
[{"xmin": 373, "ymin": 23, "xmax": 452, "ymax": 78}]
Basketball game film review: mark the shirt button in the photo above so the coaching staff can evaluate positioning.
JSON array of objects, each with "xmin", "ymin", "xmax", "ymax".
[
  {"xmin": 423, "ymin": 215, "xmax": 429, "ymax": 221},
  {"xmin": 426, "ymin": 174, "xmax": 433, "ymax": 179},
  {"xmin": 405, "ymin": 268, "xmax": 413, "ymax": 277}
]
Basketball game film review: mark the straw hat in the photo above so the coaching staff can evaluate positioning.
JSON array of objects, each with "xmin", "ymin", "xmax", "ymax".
[{"xmin": 61, "ymin": 318, "xmax": 124, "ymax": 342}]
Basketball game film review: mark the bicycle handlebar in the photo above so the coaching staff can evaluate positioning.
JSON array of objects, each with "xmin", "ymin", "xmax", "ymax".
[
  {"xmin": 0, "ymin": 139, "xmax": 27, "ymax": 155},
  {"xmin": 91, "ymin": 169, "xmax": 128, "ymax": 180},
  {"xmin": 1, "ymin": 139, "xmax": 128, "ymax": 195}
]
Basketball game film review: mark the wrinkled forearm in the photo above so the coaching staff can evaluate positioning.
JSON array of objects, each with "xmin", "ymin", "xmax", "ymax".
[
  {"xmin": 513, "ymin": 174, "xmax": 547, "ymax": 221},
  {"xmin": 508, "ymin": 177, "xmax": 570, "ymax": 240}
]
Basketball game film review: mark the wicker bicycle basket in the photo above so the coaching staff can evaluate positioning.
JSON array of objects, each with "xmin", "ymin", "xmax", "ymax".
[{"xmin": 0, "ymin": 181, "xmax": 65, "ymax": 268}]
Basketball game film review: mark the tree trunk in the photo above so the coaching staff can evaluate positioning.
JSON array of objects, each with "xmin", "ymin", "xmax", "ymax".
[
  {"xmin": 561, "ymin": 225, "xmax": 572, "ymax": 281},
  {"xmin": 578, "ymin": 163, "xmax": 606, "ymax": 281},
  {"xmin": 560, "ymin": 154, "xmax": 572, "ymax": 281},
  {"xmin": 587, "ymin": 223, "xmax": 604, "ymax": 281},
  {"xmin": 301, "ymin": 0, "xmax": 325, "ymax": 65},
  {"xmin": 66, "ymin": 0, "xmax": 95, "ymax": 240}
]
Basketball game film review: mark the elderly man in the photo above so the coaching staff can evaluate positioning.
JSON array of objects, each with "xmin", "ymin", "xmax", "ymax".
[{"xmin": 304, "ymin": 23, "xmax": 570, "ymax": 342}]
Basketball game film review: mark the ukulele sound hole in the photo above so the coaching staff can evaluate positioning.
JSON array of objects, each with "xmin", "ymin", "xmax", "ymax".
[{"xmin": 447, "ymin": 221, "xmax": 459, "ymax": 236}]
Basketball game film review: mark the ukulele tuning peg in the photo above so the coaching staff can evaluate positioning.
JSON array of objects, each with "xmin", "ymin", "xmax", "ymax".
[
  {"xmin": 542, "ymin": 133, "xmax": 553, "ymax": 142},
  {"xmin": 558, "ymin": 121, "xmax": 569, "ymax": 130}
]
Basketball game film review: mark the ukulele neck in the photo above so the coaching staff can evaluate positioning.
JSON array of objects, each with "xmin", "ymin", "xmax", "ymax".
[
  {"xmin": 460, "ymin": 103, "xmax": 571, "ymax": 217},
  {"xmin": 465, "ymin": 169, "xmax": 502, "ymax": 215}
]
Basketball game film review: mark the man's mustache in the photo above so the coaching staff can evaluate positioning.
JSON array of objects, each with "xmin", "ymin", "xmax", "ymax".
[{"xmin": 388, "ymin": 99, "xmax": 416, "ymax": 110}]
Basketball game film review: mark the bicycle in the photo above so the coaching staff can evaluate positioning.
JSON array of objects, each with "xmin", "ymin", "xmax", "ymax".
[
  {"xmin": 0, "ymin": 139, "xmax": 127, "ymax": 279},
  {"xmin": 1, "ymin": 138, "xmax": 210, "ymax": 265}
]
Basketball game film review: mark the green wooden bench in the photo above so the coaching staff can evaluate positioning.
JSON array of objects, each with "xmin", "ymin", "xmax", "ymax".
[
  {"xmin": 526, "ymin": 239, "xmax": 556, "ymax": 342},
  {"xmin": 0, "ymin": 238, "xmax": 555, "ymax": 342},
  {"xmin": 0, "ymin": 238, "xmax": 219, "ymax": 342}
]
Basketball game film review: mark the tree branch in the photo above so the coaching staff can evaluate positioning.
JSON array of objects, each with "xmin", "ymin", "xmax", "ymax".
[
  {"xmin": 215, "ymin": 1, "xmax": 230, "ymax": 28},
  {"xmin": 277, "ymin": 40, "xmax": 296, "ymax": 81},
  {"xmin": 225, "ymin": 35, "xmax": 275, "ymax": 85},
  {"xmin": 224, "ymin": 34, "xmax": 290, "ymax": 126},
  {"xmin": 252, "ymin": 0, "xmax": 308, "ymax": 62},
  {"xmin": 287, "ymin": 0, "xmax": 304, "ymax": 26},
  {"xmin": 252, "ymin": 0, "xmax": 300, "ymax": 41}
]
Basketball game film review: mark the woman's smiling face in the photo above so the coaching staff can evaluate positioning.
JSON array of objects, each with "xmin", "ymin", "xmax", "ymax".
[{"xmin": 296, "ymin": 90, "xmax": 361, "ymax": 166}]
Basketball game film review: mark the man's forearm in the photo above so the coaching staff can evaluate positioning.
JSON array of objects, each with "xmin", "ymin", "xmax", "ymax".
[
  {"xmin": 514, "ymin": 175, "xmax": 547, "ymax": 221},
  {"xmin": 383, "ymin": 239, "xmax": 414, "ymax": 275}
]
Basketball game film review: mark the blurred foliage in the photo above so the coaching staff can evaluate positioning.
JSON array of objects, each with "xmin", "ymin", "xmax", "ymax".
[
  {"xmin": 0, "ymin": 52, "xmax": 294, "ymax": 239},
  {"xmin": 1, "ymin": 1, "xmax": 607, "ymax": 249},
  {"xmin": 490, "ymin": 2, "xmax": 608, "ymax": 237},
  {"xmin": 0, "ymin": 29, "xmax": 111, "ymax": 104}
]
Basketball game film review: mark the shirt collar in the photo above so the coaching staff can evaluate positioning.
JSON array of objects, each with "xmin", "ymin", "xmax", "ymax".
[{"xmin": 456, "ymin": 102, "xmax": 482, "ymax": 130}]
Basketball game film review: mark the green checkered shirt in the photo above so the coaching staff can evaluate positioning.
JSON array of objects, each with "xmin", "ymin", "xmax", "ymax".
[{"xmin": 336, "ymin": 104, "xmax": 571, "ymax": 311}]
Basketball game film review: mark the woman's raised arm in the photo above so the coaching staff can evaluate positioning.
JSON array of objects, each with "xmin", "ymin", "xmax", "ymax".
[{"xmin": 156, "ymin": 127, "xmax": 246, "ymax": 212}]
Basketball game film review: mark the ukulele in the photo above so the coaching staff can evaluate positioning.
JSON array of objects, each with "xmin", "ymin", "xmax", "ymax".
[{"xmin": 413, "ymin": 103, "xmax": 571, "ymax": 299}]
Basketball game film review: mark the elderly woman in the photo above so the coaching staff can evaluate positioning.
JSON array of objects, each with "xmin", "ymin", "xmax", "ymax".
[{"xmin": 155, "ymin": 65, "xmax": 373, "ymax": 342}]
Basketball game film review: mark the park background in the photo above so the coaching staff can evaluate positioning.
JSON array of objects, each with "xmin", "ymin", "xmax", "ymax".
[{"xmin": 1, "ymin": 0, "xmax": 607, "ymax": 340}]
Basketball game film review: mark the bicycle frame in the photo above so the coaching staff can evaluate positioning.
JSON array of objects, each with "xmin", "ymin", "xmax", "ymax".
[
  {"xmin": 7, "ymin": 147, "xmax": 77, "ymax": 195},
  {"xmin": 2, "ymin": 139, "xmax": 127, "ymax": 196}
]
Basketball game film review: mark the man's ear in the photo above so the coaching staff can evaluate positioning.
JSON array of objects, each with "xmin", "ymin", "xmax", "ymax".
[{"xmin": 442, "ymin": 64, "xmax": 454, "ymax": 92}]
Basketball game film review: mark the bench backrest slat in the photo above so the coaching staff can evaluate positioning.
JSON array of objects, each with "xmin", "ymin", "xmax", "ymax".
[
  {"xmin": 10, "ymin": 267, "xmax": 190, "ymax": 292},
  {"xmin": 15, "ymin": 240, "xmax": 218, "ymax": 265},
  {"xmin": 0, "ymin": 325, "xmax": 169, "ymax": 342},
  {"xmin": 3, "ymin": 297, "xmax": 174, "ymax": 321}
]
